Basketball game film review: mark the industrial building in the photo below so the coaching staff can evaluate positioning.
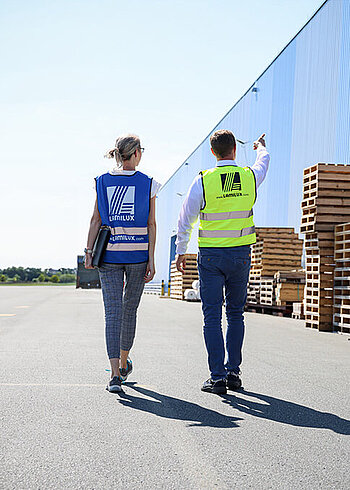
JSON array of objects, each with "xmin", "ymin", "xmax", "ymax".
[{"xmin": 154, "ymin": 0, "xmax": 350, "ymax": 286}]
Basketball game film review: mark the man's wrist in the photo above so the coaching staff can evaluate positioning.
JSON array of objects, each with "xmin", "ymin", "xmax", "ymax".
[{"xmin": 84, "ymin": 248, "xmax": 93, "ymax": 254}]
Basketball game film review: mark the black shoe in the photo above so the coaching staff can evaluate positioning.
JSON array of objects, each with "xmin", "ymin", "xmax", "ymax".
[
  {"xmin": 201, "ymin": 378, "xmax": 227, "ymax": 394},
  {"xmin": 120, "ymin": 358, "xmax": 133, "ymax": 382},
  {"xmin": 106, "ymin": 376, "xmax": 122, "ymax": 393},
  {"xmin": 226, "ymin": 371, "xmax": 242, "ymax": 391}
]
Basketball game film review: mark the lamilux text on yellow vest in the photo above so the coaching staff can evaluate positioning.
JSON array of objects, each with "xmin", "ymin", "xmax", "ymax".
[{"xmin": 198, "ymin": 165, "xmax": 256, "ymax": 247}]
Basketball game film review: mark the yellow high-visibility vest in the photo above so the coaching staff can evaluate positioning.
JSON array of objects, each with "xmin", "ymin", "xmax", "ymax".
[{"xmin": 198, "ymin": 165, "xmax": 256, "ymax": 247}]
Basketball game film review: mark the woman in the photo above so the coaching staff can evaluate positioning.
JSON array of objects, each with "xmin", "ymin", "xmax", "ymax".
[{"xmin": 85, "ymin": 134, "xmax": 161, "ymax": 393}]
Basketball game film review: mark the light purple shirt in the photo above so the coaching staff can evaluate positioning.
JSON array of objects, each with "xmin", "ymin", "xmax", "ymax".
[{"xmin": 176, "ymin": 146, "xmax": 270, "ymax": 255}]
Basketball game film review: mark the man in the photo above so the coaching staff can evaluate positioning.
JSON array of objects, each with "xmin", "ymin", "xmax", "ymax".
[{"xmin": 176, "ymin": 130, "xmax": 269, "ymax": 394}]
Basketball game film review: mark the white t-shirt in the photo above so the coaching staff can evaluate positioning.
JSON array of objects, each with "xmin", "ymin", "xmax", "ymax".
[{"xmin": 108, "ymin": 168, "xmax": 161, "ymax": 198}]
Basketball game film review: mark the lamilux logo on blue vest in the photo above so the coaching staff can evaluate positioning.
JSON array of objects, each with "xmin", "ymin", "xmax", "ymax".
[{"xmin": 107, "ymin": 186, "xmax": 135, "ymax": 221}]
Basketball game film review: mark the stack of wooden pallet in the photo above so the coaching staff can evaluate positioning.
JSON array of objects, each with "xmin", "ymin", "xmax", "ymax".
[
  {"xmin": 248, "ymin": 228, "xmax": 303, "ymax": 307},
  {"xmin": 333, "ymin": 222, "xmax": 350, "ymax": 333},
  {"xmin": 300, "ymin": 163, "xmax": 350, "ymax": 331},
  {"xmin": 170, "ymin": 254, "xmax": 198, "ymax": 300},
  {"xmin": 250, "ymin": 228, "xmax": 303, "ymax": 278},
  {"xmin": 260, "ymin": 278, "xmax": 274, "ymax": 306},
  {"xmin": 250, "ymin": 239, "xmax": 264, "ymax": 279},
  {"xmin": 274, "ymin": 271, "xmax": 305, "ymax": 307},
  {"xmin": 247, "ymin": 278, "xmax": 260, "ymax": 304}
]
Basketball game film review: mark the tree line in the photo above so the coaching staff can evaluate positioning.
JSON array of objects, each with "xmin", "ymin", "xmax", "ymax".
[{"xmin": 0, "ymin": 267, "xmax": 76, "ymax": 284}]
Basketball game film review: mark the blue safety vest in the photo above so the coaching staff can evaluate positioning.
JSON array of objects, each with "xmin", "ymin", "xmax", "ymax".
[{"xmin": 95, "ymin": 171, "xmax": 152, "ymax": 264}]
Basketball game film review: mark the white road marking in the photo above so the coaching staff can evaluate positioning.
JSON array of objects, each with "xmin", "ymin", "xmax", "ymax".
[{"xmin": 0, "ymin": 383, "xmax": 105, "ymax": 387}]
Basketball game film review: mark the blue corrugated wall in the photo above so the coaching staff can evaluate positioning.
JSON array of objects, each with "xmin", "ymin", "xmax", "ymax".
[
  {"xmin": 336, "ymin": 0, "xmax": 350, "ymax": 164},
  {"xmin": 155, "ymin": 0, "xmax": 350, "ymax": 284}
]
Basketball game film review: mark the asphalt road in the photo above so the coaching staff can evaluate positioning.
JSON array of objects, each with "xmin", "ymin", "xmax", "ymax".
[{"xmin": 1, "ymin": 286, "xmax": 349, "ymax": 489}]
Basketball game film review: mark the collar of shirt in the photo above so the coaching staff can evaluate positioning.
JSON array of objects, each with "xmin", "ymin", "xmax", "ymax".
[
  {"xmin": 216, "ymin": 160, "xmax": 237, "ymax": 167},
  {"xmin": 109, "ymin": 168, "xmax": 136, "ymax": 175}
]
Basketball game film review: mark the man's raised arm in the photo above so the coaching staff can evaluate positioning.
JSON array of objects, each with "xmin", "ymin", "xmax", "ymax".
[{"xmin": 251, "ymin": 133, "xmax": 270, "ymax": 188}]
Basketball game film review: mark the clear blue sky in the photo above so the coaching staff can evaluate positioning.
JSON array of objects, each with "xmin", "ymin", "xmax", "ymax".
[{"xmin": 0, "ymin": 0, "xmax": 322, "ymax": 268}]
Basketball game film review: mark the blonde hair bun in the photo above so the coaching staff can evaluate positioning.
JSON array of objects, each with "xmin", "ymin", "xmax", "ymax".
[{"xmin": 104, "ymin": 134, "xmax": 141, "ymax": 167}]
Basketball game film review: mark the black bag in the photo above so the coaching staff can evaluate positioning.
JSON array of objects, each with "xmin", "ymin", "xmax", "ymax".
[{"xmin": 92, "ymin": 225, "xmax": 111, "ymax": 268}]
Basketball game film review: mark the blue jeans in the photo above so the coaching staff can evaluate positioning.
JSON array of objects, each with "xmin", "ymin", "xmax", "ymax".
[{"xmin": 198, "ymin": 246, "xmax": 251, "ymax": 380}]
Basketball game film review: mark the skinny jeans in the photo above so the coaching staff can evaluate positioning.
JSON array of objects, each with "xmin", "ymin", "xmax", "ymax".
[
  {"xmin": 198, "ymin": 246, "xmax": 251, "ymax": 380},
  {"xmin": 98, "ymin": 262, "xmax": 147, "ymax": 359}
]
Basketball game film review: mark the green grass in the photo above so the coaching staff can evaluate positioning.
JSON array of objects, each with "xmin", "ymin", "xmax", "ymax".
[{"xmin": 0, "ymin": 282, "xmax": 76, "ymax": 286}]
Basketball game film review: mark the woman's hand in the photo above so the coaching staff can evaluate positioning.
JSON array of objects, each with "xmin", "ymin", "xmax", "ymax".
[
  {"xmin": 85, "ymin": 253, "xmax": 94, "ymax": 269},
  {"xmin": 144, "ymin": 261, "xmax": 155, "ymax": 283}
]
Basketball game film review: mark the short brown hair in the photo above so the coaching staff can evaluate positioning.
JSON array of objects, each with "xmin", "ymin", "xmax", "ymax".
[{"xmin": 210, "ymin": 130, "xmax": 236, "ymax": 158}]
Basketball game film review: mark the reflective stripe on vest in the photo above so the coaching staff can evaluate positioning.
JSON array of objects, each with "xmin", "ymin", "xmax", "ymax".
[
  {"xmin": 199, "ymin": 226, "xmax": 255, "ymax": 238},
  {"xmin": 199, "ymin": 165, "xmax": 256, "ymax": 248},
  {"xmin": 200, "ymin": 210, "xmax": 253, "ymax": 221},
  {"xmin": 107, "ymin": 243, "xmax": 149, "ymax": 251},
  {"xmin": 111, "ymin": 226, "xmax": 148, "ymax": 236}
]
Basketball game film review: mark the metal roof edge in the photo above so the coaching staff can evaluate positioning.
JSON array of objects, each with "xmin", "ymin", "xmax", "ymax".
[{"xmin": 159, "ymin": 0, "xmax": 329, "ymax": 194}]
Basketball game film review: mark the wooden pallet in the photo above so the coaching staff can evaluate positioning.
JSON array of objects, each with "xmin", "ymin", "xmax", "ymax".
[
  {"xmin": 170, "ymin": 254, "xmax": 199, "ymax": 300},
  {"xmin": 300, "ymin": 163, "xmax": 350, "ymax": 233},
  {"xmin": 275, "ymin": 283, "xmax": 304, "ymax": 304},
  {"xmin": 260, "ymin": 278, "xmax": 274, "ymax": 306},
  {"xmin": 292, "ymin": 302, "xmax": 304, "ymax": 319},
  {"xmin": 303, "ymin": 249, "xmax": 335, "ymax": 332},
  {"xmin": 249, "ymin": 228, "xmax": 303, "ymax": 307},
  {"xmin": 252, "ymin": 231, "xmax": 303, "ymax": 269},
  {"xmin": 300, "ymin": 163, "xmax": 350, "ymax": 331},
  {"xmin": 333, "ymin": 222, "xmax": 350, "ymax": 333},
  {"xmin": 302, "ymin": 163, "xmax": 350, "ymax": 198},
  {"xmin": 247, "ymin": 278, "xmax": 260, "ymax": 304},
  {"xmin": 250, "ymin": 228, "xmax": 303, "ymax": 274},
  {"xmin": 274, "ymin": 271, "xmax": 305, "ymax": 283},
  {"xmin": 245, "ymin": 302, "xmax": 293, "ymax": 317},
  {"xmin": 274, "ymin": 270, "xmax": 305, "ymax": 306}
]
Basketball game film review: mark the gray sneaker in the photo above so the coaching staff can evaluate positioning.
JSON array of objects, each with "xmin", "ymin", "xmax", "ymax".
[
  {"xmin": 120, "ymin": 359, "xmax": 133, "ymax": 382},
  {"xmin": 106, "ymin": 376, "xmax": 122, "ymax": 393}
]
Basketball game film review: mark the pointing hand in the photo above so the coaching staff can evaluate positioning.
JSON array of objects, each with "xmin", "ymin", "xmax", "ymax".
[{"xmin": 253, "ymin": 133, "xmax": 266, "ymax": 150}]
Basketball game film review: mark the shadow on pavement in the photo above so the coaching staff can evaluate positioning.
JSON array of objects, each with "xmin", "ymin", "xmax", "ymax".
[
  {"xmin": 220, "ymin": 390, "xmax": 350, "ymax": 435},
  {"xmin": 116, "ymin": 383, "xmax": 243, "ymax": 428}
]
